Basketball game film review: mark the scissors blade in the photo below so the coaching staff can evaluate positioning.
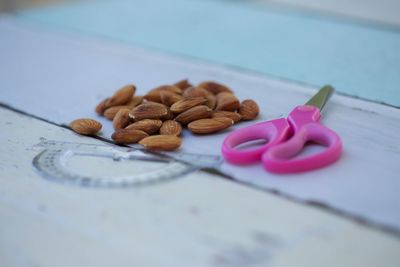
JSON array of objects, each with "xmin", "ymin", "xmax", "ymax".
[{"xmin": 305, "ymin": 85, "xmax": 334, "ymax": 111}]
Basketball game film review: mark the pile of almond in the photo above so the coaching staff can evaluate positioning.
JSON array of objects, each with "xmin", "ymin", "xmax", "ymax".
[{"xmin": 70, "ymin": 80, "xmax": 259, "ymax": 151}]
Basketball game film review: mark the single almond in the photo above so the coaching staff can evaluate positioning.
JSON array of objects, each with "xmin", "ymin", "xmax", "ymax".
[
  {"xmin": 212, "ymin": 111, "xmax": 242, "ymax": 123},
  {"xmin": 111, "ymin": 129, "xmax": 148, "ymax": 144},
  {"xmin": 197, "ymin": 81, "xmax": 233, "ymax": 95},
  {"xmin": 174, "ymin": 105, "xmax": 212, "ymax": 125},
  {"xmin": 174, "ymin": 79, "xmax": 192, "ymax": 90},
  {"xmin": 160, "ymin": 91, "xmax": 183, "ymax": 106},
  {"xmin": 188, "ymin": 117, "xmax": 233, "ymax": 134},
  {"xmin": 238, "ymin": 99, "xmax": 259, "ymax": 120},
  {"xmin": 139, "ymin": 135, "xmax": 182, "ymax": 151},
  {"xmin": 113, "ymin": 108, "xmax": 131, "ymax": 130},
  {"xmin": 95, "ymin": 98, "xmax": 109, "ymax": 115},
  {"xmin": 105, "ymin": 84, "xmax": 136, "ymax": 108},
  {"xmin": 129, "ymin": 102, "xmax": 168, "ymax": 121},
  {"xmin": 170, "ymin": 96, "xmax": 207, "ymax": 114},
  {"xmin": 182, "ymin": 86, "xmax": 210, "ymax": 98},
  {"xmin": 70, "ymin": 118, "xmax": 102, "ymax": 135},
  {"xmin": 160, "ymin": 120, "xmax": 182, "ymax": 136},
  {"xmin": 103, "ymin": 105, "xmax": 131, "ymax": 120},
  {"xmin": 144, "ymin": 85, "xmax": 182, "ymax": 103},
  {"xmin": 215, "ymin": 92, "xmax": 240, "ymax": 111},
  {"xmin": 205, "ymin": 94, "xmax": 217, "ymax": 110},
  {"xmin": 125, "ymin": 119, "xmax": 162, "ymax": 135}
]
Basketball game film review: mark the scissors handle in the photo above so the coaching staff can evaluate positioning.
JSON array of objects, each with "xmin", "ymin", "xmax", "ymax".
[
  {"xmin": 262, "ymin": 121, "xmax": 342, "ymax": 173},
  {"xmin": 221, "ymin": 118, "xmax": 292, "ymax": 164}
]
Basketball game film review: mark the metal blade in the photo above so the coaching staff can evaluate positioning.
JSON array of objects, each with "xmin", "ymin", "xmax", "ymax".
[{"xmin": 305, "ymin": 85, "xmax": 334, "ymax": 111}]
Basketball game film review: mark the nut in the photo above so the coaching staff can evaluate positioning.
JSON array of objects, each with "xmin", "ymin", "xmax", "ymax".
[
  {"xmin": 188, "ymin": 117, "xmax": 233, "ymax": 134},
  {"xmin": 105, "ymin": 84, "xmax": 136, "ymax": 108},
  {"xmin": 103, "ymin": 105, "xmax": 131, "ymax": 120},
  {"xmin": 197, "ymin": 81, "xmax": 233, "ymax": 95},
  {"xmin": 238, "ymin": 99, "xmax": 259, "ymax": 120},
  {"xmin": 111, "ymin": 129, "xmax": 148, "ymax": 144},
  {"xmin": 205, "ymin": 94, "xmax": 217, "ymax": 110},
  {"xmin": 160, "ymin": 91, "xmax": 183, "ymax": 106},
  {"xmin": 212, "ymin": 111, "xmax": 242, "ymax": 123},
  {"xmin": 174, "ymin": 105, "xmax": 212, "ymax": 125},
  {"xmin": 70, "ymin": 118, "xmax": 102, "ymax": 135},
  {"xmin": 95, "ymin": 98, "xmax": 109, "ymax": 115},
  {"xmin": 160, "ymin": 120, "xmax": 182, "ymax": 136},
  {"xmin": 125, "ymin": 119, "xmax": 162, "ymax": 135},
  {"xmin": 144, "ymin": 85, "xmax": 182, "ymax": 103},
  {"xmin": 174, "ymin": 79, "xmax": 192, "ymax": 90},
  {"xmin": 182, "ymin": 86, "xmax": 210, "ymax": 98},
  {"xmin": 139, "ymin": 135, "xmax": 182, "ymax": 151},
  {"xmin": 126, "ymin": 95, "xmax": 143, "ymax": 108},
  {"xmin": 215, "ymin": 92, "xmax": 240, "ymax": 111},
  {"xmin": 129, "ymin": 102, "xmax": 168, "ymax": 121},
  {"xmin": 113, "ymin": 108, "xmax": 131, "ymax": 130},
  {"xmin": 170, "ymin": 96, "xmax": 207, "ymax": 113}
]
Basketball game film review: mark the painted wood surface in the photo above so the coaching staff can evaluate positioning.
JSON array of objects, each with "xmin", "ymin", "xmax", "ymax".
[
  {"xmin": 16, "ymin": 0, "xmax": 400, "ymax": 106},
  {"xmin": 1, "ymin": 16, "xmax": 400, "ymax": 231},
  {"xmin": 1, "ymin": 106, "xmax": 400, "ymax": 266}
]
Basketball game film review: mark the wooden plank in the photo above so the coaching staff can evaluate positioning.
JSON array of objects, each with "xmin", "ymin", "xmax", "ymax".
[{"xmin": 1, "ymin": 106, "xmax": 400, "ymax": 266}]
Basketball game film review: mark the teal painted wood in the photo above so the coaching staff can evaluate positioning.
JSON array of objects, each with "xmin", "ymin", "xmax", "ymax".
[{"xmin": 17, "ymin": 0, "xmax": 400, "ymax": 106}]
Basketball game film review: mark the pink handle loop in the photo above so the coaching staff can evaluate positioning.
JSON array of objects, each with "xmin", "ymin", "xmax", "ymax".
[
  {"xmin": 221, "ymin": 118, "xmax": 291, "ymax": 164},
  {"xmin": 262, "ymin": 123, "xmax": 342, "ymax": 173}
]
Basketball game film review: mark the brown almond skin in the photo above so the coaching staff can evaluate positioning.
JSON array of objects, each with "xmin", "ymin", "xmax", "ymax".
[
  {"xmin": 170, "ymin": 96, "xmax": 207, "ymax": 114},
  {"xmin": 188, "ymin": 117, "xmax": 233, "ymax": 134},
  {"xmin": 215, "ymin": 92, "xmax": 240, "ymax": 111},
  {"xmin": 160, "ymin": 120, "xmax": 182, "ymax": 136},
  {"xmin": 126, "ymin": 95, "xmax": 143, "ymax": 108},
  {"xmin": 238, "ymin": 99, "xmax": 259, "ymax": 120},
  {"xmin": 103, "ymin": 105, "xmax": 130, "ymax": 120},
  {"xmin": 161, "ymin": 107, "xmax": 175, "ymax": 120},
  {"xmin": 174, "ymin": 79, "xmax": 192, "ymax": 90},
  {"xmin": 182, "ymin": 86, "xmax": 210, "ymax": 98},
  {"xmin": 197, "ymin": 81, "xmax": 233, "ymax": 95},
  {"xmin": 113, "ymin": 108, "xmax": 131, "ymax": 130},
  {"xmin": 111, "ymin": 129, "xmax": 148, "ymax": 144},
  {"xmin": 144, "ymin": 85, "xmax": 182, "ymax": 103},
  {"xmin": 205, "ymin": 94, "xmax": 217, "ymax": 110},
  {"xmin": 125, "ymin": 119, "xmax": 162, "ymax": 135},
  {"xmin": 129, "ymin": 102, "xmax": 168, "ymax": 121},
  {"xmin": 139, "ymin": 135, "xmax": 182, "ymax": 151},
  {"xmin": 212, "ymin": 111, "xmax": 242, "ymax": 123},
  {"xmin": 95, "ymin": 98, "xmax": 109, "ymax": 115},
  {"xmin": 70, "ymin": 118, "xmax": 102, "ymax": 135},
  {"xmin": 160, "ymin": 91, "xmax": 183, "ymax": 106},
  {"xmin": 105, "ymin": 84, "xmax": 136, "ymax": 108},
  {"xmin": 174, "ymin": 105, "xmax": 212, "ymax": 125}
]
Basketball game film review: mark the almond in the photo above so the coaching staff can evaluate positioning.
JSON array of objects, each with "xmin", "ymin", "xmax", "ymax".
[
  {"xmin": 95, "ymin": 98, "xmax": 109, "ymax": 115},
  {"xmin": 205, "ymin": 94, "xmax": 217, "ymax": 110},
  {"xmin": 174, "ymin": 79, "xmax": 193, "ymax": 90},
  {"xmin": 129, "ymin": 102, "xmax": 168, "ymax": 121},
  {"xmin": 160, "ymin": 91, "xmax": 183, "ymax": 106},
  {"xmin": 126, "ymin": 95, "xmax": 143, "ymax": 108},
  {"xmin": 215, "ymin": 92, "xmax": 240, "ymax": 111},
  {"xmin": 212, "ymin": 111, "xmax": 242, "ymax": 123},
  {"xmin": 197, "ymin": 81, "xmax": 233, "ymax": 95},
  {"xmin": 170, "ymin": 96, "xmax": 207, "ymax": 114},
  {"xmin": 113, "ymin": 108, "xmax": 131, "ymax": 130},
  {"xmin": 103, "ymin": 105, "xmax": 130, "ymax": 120},
  {"xmin": 160, "ymin": 120, "xmax": 182, "ymax": 136},
  {"xmin": 238, "ymin": 99, "xmax": 259, "ymax": 120},
  {"xmin": 105, "ymin": 84, "xmax": 136, "ymax": 108},
  {"xmin": 188, "ymin": 117, "xmax": 233, "ymax": 134},
  {"xmin": 182, "ymin": 86, "xmax": 210, "ymax": 98},
  {"xmin": 144, "ymin": 85, "xmax": 182, "ymax": 103},
  {"xmin": 139, "ymin": 135, "xmax": 182, "ymax": 151},
  {"xmin": 70, "ymin": 118, "xmax": 102, "ymax": 135},
  {"xmin": 174, "ymin": 105, "xmax": 212, "ymax": 125},
  {"xmin": 125, "ymin": 119, "xmax": 162, "ymax": 135},
  {"xmin": 111, "ymin": 129, "xmax": 148, "ymax": 144}
]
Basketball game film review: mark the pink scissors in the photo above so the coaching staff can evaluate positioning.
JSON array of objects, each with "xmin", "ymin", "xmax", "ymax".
[{"xmin": 222, "ymin": 85, "xmax": 342, "ymax": 173}]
